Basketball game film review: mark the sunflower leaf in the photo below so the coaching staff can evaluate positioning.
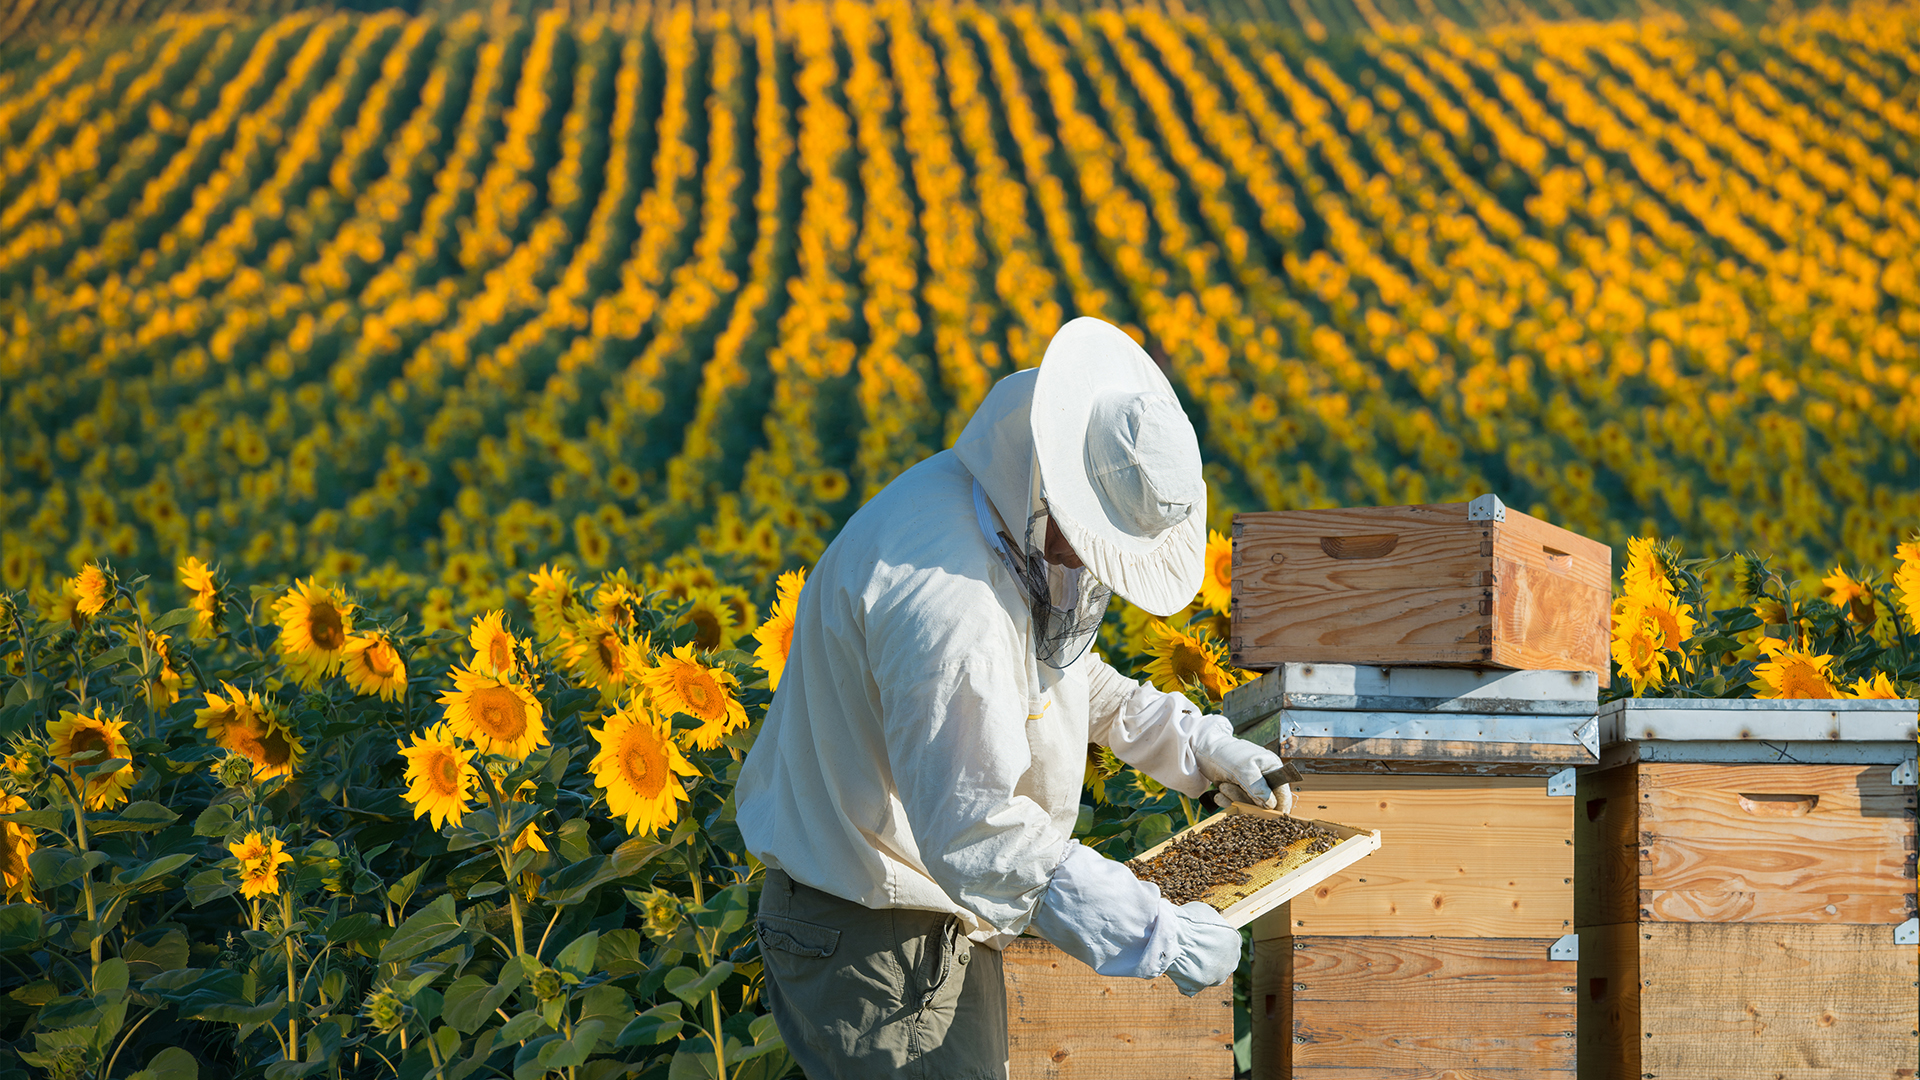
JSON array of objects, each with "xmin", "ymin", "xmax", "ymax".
[
  {"xmin": 88, "ymin": 802, "xmax": 178, "ymax": 835},
  {"xmin": 148, "ymin": 609, "xmax": 199, "ymax": 634},
  {"xmin": 552, "ymin": 931, "xmax": 598, "ymax": 981},
  {"xmin": 379, "ymin": 894, "xmax": 463, "ymax": 965},
  {"xmin": 115, "ymin": 852, "xmax": 194, "ymax": 887},
  {"xmin": 663, "ymin": 961, "xmax": 733, "ymax": 1005},
  {"xmin": 615, "ymin": 1002, "xmax": 683, "ymax": 1047}
]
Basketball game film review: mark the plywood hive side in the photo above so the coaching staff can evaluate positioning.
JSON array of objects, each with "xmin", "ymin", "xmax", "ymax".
[
  {"xmin": 1003, "ymin": 938, "xmax": 1233, "ymax": 1080},
  {"xmin": 1488, "ymin": 508, "xmax": 1612, "ymax": 686}
]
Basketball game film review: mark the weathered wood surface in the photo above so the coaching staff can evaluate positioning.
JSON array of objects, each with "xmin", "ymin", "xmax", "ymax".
[
  {"xmin": 1231, "ymin": 502, "xmax": 1610, "ymax": 684},
  {"xmin": 1581, "ymin": 922, "xmax": 1920, "ymax": 1080},
  {"xmin": 1574, "ymin": 921, "xmax": 1641, "ymax": 1080},
  {"xmin": 1002, "ymin": 938, "xmax": 1232, "ymax": 1080},
  {"xmin": 1578, "ymin": 763, "xmax": 1918, "ymax": 926},
  {"xmin": 1258, "ymin": 774, "xmax": 1573, "ymax": 939},
  {"xmin": 1253, "ymin": 936, "xmax": 1577, "ymax": 1080}
]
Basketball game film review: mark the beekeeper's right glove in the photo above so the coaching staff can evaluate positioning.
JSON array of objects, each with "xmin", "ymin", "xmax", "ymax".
[{"xmin": 1029, "ymin": 840, "xmax": 1243, "ymax": 996}]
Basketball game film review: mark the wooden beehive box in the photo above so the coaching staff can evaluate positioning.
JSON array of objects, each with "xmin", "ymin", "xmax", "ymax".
[
  {"xmin": 1576, "ymin": 699, "xmax": 1920, "ymax": 1080},
  {"xmin": 1003, "ymin": 938, "xmax": 1232, "ymax": 1080},
  {"xmin": 1231, "ymin": 495, "xmax": 1612, "ymax": 686},
  {"xmin": 1225, "ymin": 665, "xmax": 1597, "ymax": 1079}
]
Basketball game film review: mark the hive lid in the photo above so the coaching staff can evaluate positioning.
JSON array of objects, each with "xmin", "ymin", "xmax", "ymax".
[
  {"xmin": 1598, "ymin": 697, "xmax": 1920, "ymax": 746},
  {"xmin": 1126, "ymin": 805, "xmax": 1381, "ymax": 930},
  {"xmin": 1222, "ymin": 663, "xmax": 1600, "ymax": 728}
]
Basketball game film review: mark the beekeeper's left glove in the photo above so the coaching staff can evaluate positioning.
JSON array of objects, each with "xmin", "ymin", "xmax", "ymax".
[{"xmin": 1192, "ymin": 716, "xmax": 1293, "ymax": 814}]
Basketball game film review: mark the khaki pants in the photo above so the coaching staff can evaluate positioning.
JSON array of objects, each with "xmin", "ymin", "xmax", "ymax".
[{"xmin": 757, "ymin": 869, "xmax": 1009, "ymax": 1080}]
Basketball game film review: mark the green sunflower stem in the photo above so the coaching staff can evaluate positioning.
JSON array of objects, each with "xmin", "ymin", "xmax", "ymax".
[
  {"xmin": 487, "ymin": 782, "xmax": 529, "ymax": 957},
  {"xmin": 71, "ymin": 790, "xmax": 100, "ymax": 979},
  {"xmin": 684, "ymin": 871, "xmax": 728, "ymax": 1079},
  {"xmin": 283, "ymin": 888, "xmax": 299, "ymax": 1062}
]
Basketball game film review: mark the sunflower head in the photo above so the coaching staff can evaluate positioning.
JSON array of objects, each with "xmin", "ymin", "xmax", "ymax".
[
  {"xmin": 179, "ymin": 556, "xmax": 223, "ymax": 639},
  {"xmin": 438, "ymin": 663, "xmax": 548, "ymax": 760},
  {"xmin": 1845, "ymin": 672, "xmax": 1900, "ymax": 700},
  {"xmin": 1611, "ymin": 611, "xmax": 1669, "ymax": 695},
  {"xmin": 1140, "ymin": 620, "xmax": 1239, "ymax": 702},
  {"xmin": 634, "ymin": 887, "xmax": 684, "ymax": 941},
  {"xmin": 1621, "ymin": 537, "xmax": 1673, "ymax": 601},
  {"xmin": 3, "ymin": 737, "xmax": 51, "ymax": 795},
  {"xmin": 639, "ymin": 644, "xmax": 747, "ymax": 750},
  {"xmin": 196, "ymin": 683, "xmax": 302, "ymax": 781},
  {"xmin": 1895, "ymin": 540, "xmax": 1920, "ymax": 629},
  {"xmin": 1821, "ymin": 566, "xmax": 1877, "ymax": 628},
  {"xmin": 0, "ymin": 793, "xmax": 36, "ymax": 903},
  {"xmin": 563, "ymin": 618, "xmax": 636, "ymax": 696},
  {"xmin": 751, "ymin": 568, "xmax": 805, "ymax": 692},
  {"xmin": 467, "ymin": 611, "xmax": 520, "ymax": 679},
  {"xmin": 342, "ymin": 633, "xmax": 408, "ymax": 701},
  {"xmin": 71, "ymin": 562, "xmax": 115, "ymax": 618},
  {"xmin": 527, "ymin": 564, "xmax": 582, "ymax": 643},
  {"xmin": 1752, "ymin": 649, "xmax": 1839, "ymax": 700},
  {"xmin": 589, "ymin": 701, "xmax": 698, "ymax": 836},
  {"xmin": 228, "ymin": 831, "xmax": 291, "ymax": 900},
  {"xmin": 363, "ymin": 987, "xmax": 410, "ymax": 1036},
  {"xmin": 47, "ymin": 705, "xmax": 135, "ymax": 810},
  {"xmin": 1199, "ymin": 530, "xmax": 1232, "ymax": 616},
  {"xmin": 274, "ymin": 578, "xmax": 356, "ymax": 685},
  {"xmin": 398, "ymin": 724, "xmax": 475, "ymax": 831},
  {"xmin": 679, "ymin": 589, "xmax": 740, "ymax": 652}
]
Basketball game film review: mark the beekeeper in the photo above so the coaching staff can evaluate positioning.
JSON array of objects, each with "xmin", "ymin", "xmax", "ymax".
[{"xmin": 736, "ymin": 316, "xmax": 1292, "ymax": 1078}]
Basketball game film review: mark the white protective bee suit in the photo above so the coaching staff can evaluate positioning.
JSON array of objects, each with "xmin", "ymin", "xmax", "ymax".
[{"xmin": 737, "ymin": 317, "xmax": 1290, "ymax": 1079}]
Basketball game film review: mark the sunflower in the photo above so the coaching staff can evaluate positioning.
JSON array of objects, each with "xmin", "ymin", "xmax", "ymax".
[
  {"xmin": 564, "ymin": 618, "xmax": 636, "ymax": 695},
  {"xmin": 274, "ymin": 578, "xmax": 355, "ymax": 687},
  {"xmin": 680, "ymin": 588, "xmax": 742, "ymax": 652},
  {"xmin": 35, "ymin": 579, "xmax": 87, "ymax": 633},
  {"xmin": 179, "ymin": 556, "xmax": 221, "ymax": 640},
  {"xmin": 438, "ymin": 664, "xmax": 547, "ymax": 760},
  {"xmin": 465, "ymin": 610, "xmax": 519, "ymax": 680},
  {"xmin": 507, "ymin": 782, "xmax": 547, "ymax": 854},
  {"xmin": 594, "ymin": 576, "xmax": 645, "ymax": 632},
  {"xmin": 1752, "ymin": 648, "xmax": 1839, "ymax": 699},
  {"xmin": 195, "ymin": 683, "xmax": 303, "ymax": 780},
  {"xmin": 228, "ymin": 831, "xmax": 292, "ymax": 900},
  {"xmin": 652, "ymin": 564, "xmax": 719, "ymax": 604},
  {"xmin": 398, "ymin": 724, "xmax": 475, "ymax": 830},
  {"xmin": 1821, "ymin": 566, "xmax": 1877, "ymax": 628},
  {"xmin": 1199, "ymin": 530, "xmax": 1232, "ymax": 617},
  {"xmin": 1084, "ymin": 745, "xmax": 1125, "ymax": 804},
  {"xmin": 341, "ymin": 633, "xmax": 408, "ymax": 701},
  {"xmin": 1611, "ymin": 610, "xmax": 1669, "ymax": 694},
  {"xmin": 48, "ymin": 706, "xmax": 136, "ymax": 809},
  {"xmin": 0, "ymin": 793, "xmax": 36, "ymax": 902},
  {"xmin": 751, "ymin": 568, "xmax": 805, "ymax": 691},
  {"xmin": 1844, "ymin": 672, "xmax": 1900, "ymax": 699},
  {"xmin": 527, "ymin": 564, "xmax": 582, "ymax": 644},
  {"xmin": 1620, "ymin": 537, "xmax": 1672, "ymax": 600},
  {"xmin": 145, "ymin": 629, "xmax": 184, "ymax": 710},
  {"xmin": 71, "ymin": 562, "xmax": 113, "ymax": 617},
  {"xmin": 589, "ymin": 702, "xmax": 697, "ymax": 836},
  {"xmin": 639, "ymin": 643, "xmax": 748, "ymax": 750},
  {"xmin": 1140, "ymin": 620, "xmax": 1240, "ymax": 702},
  {"xmin": 1895, "ymin": 540, "xmax": 1920, "ymax": 631}
]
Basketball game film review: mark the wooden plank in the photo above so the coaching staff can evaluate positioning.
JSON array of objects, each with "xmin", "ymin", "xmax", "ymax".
[
  {"xmin": 1639, "ymin": 923, "xmax": 1920, "ymax": 1078},
  {"xmin": 1273, "ymin": 774, "xmax": 1574, "ymax": 937},
  {"xmin": 1488, "ymin": 555, "xmax": 1609, "ymax": 686},
  {"xmin": 1003, "ymin": 938, "xmax": 1232, "ymax": 1080},
  {"xmin": 1250, "ymin": 937, "xmax": 1292, "ymax": 1080},
  {"xmin": 1636, "ymin": 763, "xmax": 1918, "ymax": 924},
  {"xmin": 1233, "ymin": 587, "xmax": 1493, "ymax": 668},
  {"xmin": 1254, "ymin": 936, "xmax": 1576, "ymax": 1077},
  {"xmin": 1574, "ymin": 921, "xmax": 1641, "ymax": 1080},
  {"xmin": 1488, "ymin": 508, "xmax": 1613, "ymax": 594},
  {"xmin": 1573, "ymin": 765, "xmax": 1641, "ymax": 929}
]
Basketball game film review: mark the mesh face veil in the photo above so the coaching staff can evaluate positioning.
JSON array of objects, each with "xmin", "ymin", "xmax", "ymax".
[{"xmin": 973, "ymin": 469, "xmax": 1113, "ymax": 669}]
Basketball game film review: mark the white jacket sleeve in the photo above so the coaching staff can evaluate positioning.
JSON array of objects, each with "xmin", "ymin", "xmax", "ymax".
[
  {"xmin": 1084, "ymin": 652, "xmax": 1224, "ymax": 798},
  {"xmin": 870, "ymin": 583, "xmax": 1065, "ymax": 937}
]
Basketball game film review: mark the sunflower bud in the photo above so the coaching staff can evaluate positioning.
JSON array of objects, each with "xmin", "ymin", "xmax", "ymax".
[
  {"xmin": 213, "ymin": 752, "xmax": 257, "ymax": 791},
  {"xmin": 0, "ymin": 594, "xmax": 16, "ymax": 639},
  {"xmin": 528, "ymin": 964, "xmax": 566, "ymax": 1003},
  {"xmin": 363, "ymin": 987, "xmax": 410, "ymax": 1035},
  {"xmin": 3, "ymin": 739, "xmax": 50, "ymax": 795},
  {"xmin": 636, "ymin": 888, "xmax": 684, "ymax": 942}
]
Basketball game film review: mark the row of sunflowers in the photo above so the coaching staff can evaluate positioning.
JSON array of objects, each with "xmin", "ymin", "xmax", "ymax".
[
  {"xmin": 4, "ymin": 4, "xmax": 1920, "ymax": 634},
  {"xmin": 0, "ymin": 520, "xmax": 1915, "ymax": 1077}
]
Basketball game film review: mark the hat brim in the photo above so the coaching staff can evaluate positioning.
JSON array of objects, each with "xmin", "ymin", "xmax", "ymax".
[{"xmin": 1031, "ymin": 318, "xmax": 1206, "ymax": 618}]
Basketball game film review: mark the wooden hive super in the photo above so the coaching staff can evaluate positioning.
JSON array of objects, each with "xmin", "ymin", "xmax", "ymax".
[
  {"xmin": 1003, "ymin": 939, "xmax": 1233, "ymax": 1080},
  {"xmin": 1231, "ymin": 495, "xmax": 1612, "ymax": 685},
  {"xmin": 1576, "ymin": 699, "xmax": 1919, "ymax": 1080},
  {"xmin": 1225, "ymin": 664, "xmax": 1599, "ymax": 1080}
]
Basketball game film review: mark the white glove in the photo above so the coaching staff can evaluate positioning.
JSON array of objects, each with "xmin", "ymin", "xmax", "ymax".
[
  {"xmin": 1032, "ymin": 839, "xmax": 1247, "ymax": 995},
  {"xmin": 1191, "ymin": 717, "xmax": 1294, "ymax": 813},
  {"xmin": 1164, "ymin": 902, "xmax": 1241, "ymax": 997}
]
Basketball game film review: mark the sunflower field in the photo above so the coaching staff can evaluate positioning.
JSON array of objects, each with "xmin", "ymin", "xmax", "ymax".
[{"xmin": 2, "ymin": 0, "xmax": 1920, "ymax": 1076}]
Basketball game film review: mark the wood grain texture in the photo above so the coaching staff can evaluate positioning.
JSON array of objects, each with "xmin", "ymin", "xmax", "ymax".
[
  {"xmin": 1277, "ymin": 736, "xmax": 1597, "ymax": 767},
  {"xmin": 1580, "ymin": 763, "xmax": 1919, "ymax": 925},
  {"xmin": 1575, "ymin": 921, "xmax": 1642, "ymax": 1080},
  {"xmin": 1574, "ymin": 766, "xmax": 1642, "ymax": 928},
  {"xmin": 1637, "ymin": 923, "xmax": 1919, "ymax": 1079},
  {"xmin": 1253, "ymin": 936, "xmax": 1577, "ymax": 1079},
  {"xmin": 1003, "ymin": 938, "xmax": 1233, "ymax": 1080},
  {"xmin": 1267, "ymin": 774, "xmax": 1574, "ymax": 937},
  {"xmin": 1231, "ymin": 504, "xmax": 1610, "ymax": 684}
]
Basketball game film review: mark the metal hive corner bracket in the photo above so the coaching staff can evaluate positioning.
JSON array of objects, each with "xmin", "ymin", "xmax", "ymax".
[
  {"xmin": 1892, "ymin": 758, "xmax": 1917, "ymax": 786},
  {"xmin": 1550, "ymin": 933, "xmax": 1579, "ymax": 960},
  {"xmin": 1467, "ymin": 494, "xmax": 1507, "ymax": 522},
  {"xmin": 1547, "ymin": 767, "xmax": 1577, "ymax": 797},
  {"xmin": 1896, "ymin": 919, "xmax": 1918, "ymax": 946}
]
